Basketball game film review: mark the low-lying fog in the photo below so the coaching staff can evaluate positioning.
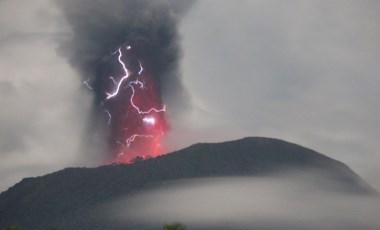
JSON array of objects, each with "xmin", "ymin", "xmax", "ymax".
[{"xmin": 100, "ymin": 172, "xmax": 380, "ymax": 229}]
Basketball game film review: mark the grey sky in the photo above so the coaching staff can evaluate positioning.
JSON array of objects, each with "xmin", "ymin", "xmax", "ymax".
[
  {"xmin": 1, "ymin": 0, "xmax": 380, "ymax": 193},
  {"xmin": 0, "ymin": 0, "xmax": 95, "ymax": 191},
  {"xmin": 168, "ymin": 0, "xmax": 380, "ymax": 190}
]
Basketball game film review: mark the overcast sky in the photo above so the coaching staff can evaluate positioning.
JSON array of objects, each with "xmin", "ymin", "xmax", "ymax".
[
  {"xmin": 174, "ymin": 0, "xmax": 380, "ymax": 190},
  {"xmin": 0, "ymin": 0, "xmax": 379, "ymax": 192}
]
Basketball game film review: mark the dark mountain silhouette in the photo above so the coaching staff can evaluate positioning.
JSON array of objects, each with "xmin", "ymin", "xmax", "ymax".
[{"xmin": 0, "ymin": 137, "xmax": 377, "ymax": 229}]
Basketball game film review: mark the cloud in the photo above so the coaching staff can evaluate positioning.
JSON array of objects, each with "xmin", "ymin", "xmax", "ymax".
[
  {"xmin": 177, "ymin": 0, "xmax": 380, "ymax": 190},
  {"xmin": 105, "ymin": 175, "xmax": 380, "ymax": 229},
  {"xmin": 0, "ymin": 0, "xmax": 99, "ymax": 191}
]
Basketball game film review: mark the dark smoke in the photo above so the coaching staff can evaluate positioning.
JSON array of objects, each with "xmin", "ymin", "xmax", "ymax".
[
  {"xmin": 55, "ymin": 0, "xmax": 195, "ymax": 160},
  {"xmin": 56, "ymin": 0, "xmax": 194, "ymax": 112}
]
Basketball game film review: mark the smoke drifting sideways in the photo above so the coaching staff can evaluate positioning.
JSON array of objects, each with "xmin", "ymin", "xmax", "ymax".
[
  {"xmin": 103, "ymin": 175, "xmax": 380, "ymax": 229},
  {"xmin": 55, "ymin": 0, "xmax": 195, "ymax": 163}
]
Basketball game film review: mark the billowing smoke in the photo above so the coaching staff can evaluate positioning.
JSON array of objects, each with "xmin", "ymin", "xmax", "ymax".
[{"xmin": 55, "ymin": 0, "xmax": 194, "ymax": 163}]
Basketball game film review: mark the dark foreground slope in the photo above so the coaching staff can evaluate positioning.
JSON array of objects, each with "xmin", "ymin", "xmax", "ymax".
[{"xmin": 0, "ymin": 137, "xmax": 376, "ymax": 229}]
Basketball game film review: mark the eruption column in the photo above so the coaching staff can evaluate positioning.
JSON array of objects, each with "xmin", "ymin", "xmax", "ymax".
[
  {"xmin": 58, "ymin": 0, "xmax": 193, "ymax": 164},
  {"xmin": 100, "ymin": 45, "xmax": 168, "ymax": 163}
]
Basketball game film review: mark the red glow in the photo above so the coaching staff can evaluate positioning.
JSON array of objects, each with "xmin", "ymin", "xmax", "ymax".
[{"xmin": 103, "ymin": 45, "xmax": 168, "ymax": 163}]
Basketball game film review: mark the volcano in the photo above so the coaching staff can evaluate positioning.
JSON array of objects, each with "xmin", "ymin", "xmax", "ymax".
[{"xmin": 0, "ymin": 137, "xmax": 377, "ymax": 229}]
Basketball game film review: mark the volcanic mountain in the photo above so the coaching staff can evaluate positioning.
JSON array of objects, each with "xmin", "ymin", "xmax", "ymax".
[{"xmin": 0, "ymin": 137, "xmax": 377, "ymax": 229}]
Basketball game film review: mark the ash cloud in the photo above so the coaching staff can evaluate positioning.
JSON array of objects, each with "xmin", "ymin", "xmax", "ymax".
[{"xmin": 56, "ymin": 0, "xmax": 194, "ymax": 114}]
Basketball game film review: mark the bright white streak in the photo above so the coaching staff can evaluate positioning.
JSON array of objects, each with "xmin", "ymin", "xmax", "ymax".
[
  {"xmin": 126, "ymin": 134, "xmax": 153, "ymax": 147},
  {"xmin": 138, "ymin": 60, "xmax": 144, "ymax": 75},
  {"xmin": 83, "ymin": 79, "xmax": 93, "ymax": 90},
  {"xmin": 129, "ymin": 80, "xmax": 166, "ymax": 114},
  {"xmin": 143, "ymin": 116, "xmax": 156, "ymax": 125},
  {"xmin": 104, "ymin": 110, "xmax": 112, "ymax": 126},
  {"xmin": 106, "ymin": 47, "xmax": 130, "ymax": 99},
  {"xmin": 104, "ymin": 45, "xmax": 166, "ymax": 149},
  {"xmin": 109, "ymin": 77, "xmax": 118, "ymax": 85}
]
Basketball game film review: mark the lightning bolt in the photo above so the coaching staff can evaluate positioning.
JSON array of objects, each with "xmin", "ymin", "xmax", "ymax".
[
  {"xmin": 106, "ymin": 47, "xmax": 130, "ymax": 100},
  {"xmin": 138, "ymin": 60, "xmax": 144, "ymax": 75},
  {"xmin": 125, "ymin": 134, "xmax": 153, "ymax": 147},
  {"xmin": 102, "ymin": 45, "xmax": 167, "ymax": 152},
  {"xmin": 109, "ymin": 77, "xmax": 118, "ymax": 85},
  {"xmin": 83, "ymin": 79, "xmax": 93, "ymax": 90},
  {"xmin": 104, "ymin": 110, "xmax": 112, "ymax": 126},
  {"xmin": 129, "ymin": 80, "xmax": 166, "ymax": 114}
]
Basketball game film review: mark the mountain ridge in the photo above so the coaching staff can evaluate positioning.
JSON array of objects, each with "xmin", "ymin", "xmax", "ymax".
[{"xmin": 0, "ymin": 137, "xmax": 377, "ymax": 229}]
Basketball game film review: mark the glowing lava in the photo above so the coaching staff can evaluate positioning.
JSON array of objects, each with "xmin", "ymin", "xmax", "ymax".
[{"xmin": 88, "ymin": 44, "xmax": 168, "ymax": 163}]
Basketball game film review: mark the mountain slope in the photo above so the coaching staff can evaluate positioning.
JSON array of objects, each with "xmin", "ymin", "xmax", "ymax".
[{"xmin": 0, "ymin": 137, "xmax": 376, "ymax": 229}]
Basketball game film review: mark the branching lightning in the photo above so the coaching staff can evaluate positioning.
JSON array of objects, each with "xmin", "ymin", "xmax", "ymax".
[
  {"xmin": 83, "ymin": 79, "xmax": 93, "ymax": 90},
  {"xmin": 99, "ymin": 45, "xmax": 167, "ymax": 162},
  {"xmin": 61, "ymin": 0, "xmax": 187, "ymax": 164},
  {"xmin": 109, "ymin": 77, "xmax": 118, "ymax": 85},
  {"xmin": 138, "ymin": 60, "xmax": 144, "ymax": 75},
  {"xmin": 106, "ymin": 48, "xmax": 130, "ymax": 100},
  {"xmin": 125, "ymin": 134, "xmax": 154, "ymax": 147},
  {"xmin": 129, "ymin": 80, "xmax": 166, "ymax": 114}
]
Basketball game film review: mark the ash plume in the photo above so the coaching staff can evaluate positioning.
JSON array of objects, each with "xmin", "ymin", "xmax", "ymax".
[
  {"xmin": 56, "ymin": 0, "xmax": 194, "ymax": 112},
  {"xmin": 55, "ymin": 0, "xmax": 195, "ymax": 161}
]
